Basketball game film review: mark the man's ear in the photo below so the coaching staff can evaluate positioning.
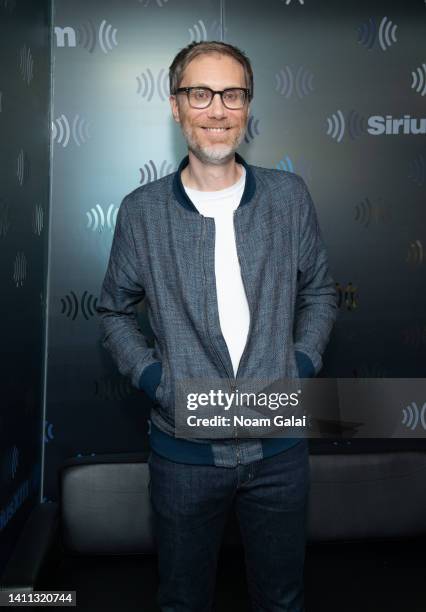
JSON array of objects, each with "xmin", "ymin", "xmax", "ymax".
[{"xmin": 169, "ymin": 95, "xmax": 180, "ymax": 124}]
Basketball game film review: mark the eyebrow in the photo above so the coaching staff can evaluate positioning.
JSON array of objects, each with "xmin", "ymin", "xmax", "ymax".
[{"xmin": 183, "ymin": 84, "xmax": 245, "ymax": 89}]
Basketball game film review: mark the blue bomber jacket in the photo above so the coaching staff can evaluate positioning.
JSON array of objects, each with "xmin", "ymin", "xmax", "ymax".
[{"xmin": 96, "ymin": 152, "xmax": 338, "ymax": 467}]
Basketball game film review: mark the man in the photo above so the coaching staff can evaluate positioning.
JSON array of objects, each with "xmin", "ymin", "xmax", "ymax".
[{"xmin": 96, "ymin": 40, "xmax": 337, "ymax": 612}]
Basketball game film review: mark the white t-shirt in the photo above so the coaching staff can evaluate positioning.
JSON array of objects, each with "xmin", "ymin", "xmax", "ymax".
[{"xmin": 183, "ymin": 166, "xmax": 250, "ymax": 377}]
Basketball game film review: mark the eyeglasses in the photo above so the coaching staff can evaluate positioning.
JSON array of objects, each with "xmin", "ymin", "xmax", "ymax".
[{"xmin": 173, "ymin": 87, "xmax": 251, "ymax": 110}]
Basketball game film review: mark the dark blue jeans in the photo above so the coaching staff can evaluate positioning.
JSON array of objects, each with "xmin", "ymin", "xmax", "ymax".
[{"xmin": 147, "ymin": 439, "xmax": 310, "ymax": 612}]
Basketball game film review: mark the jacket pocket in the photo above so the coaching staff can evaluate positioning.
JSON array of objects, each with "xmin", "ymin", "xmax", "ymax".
[
  {"xmin": 294, "ymin": 350, "xmax": 315, "ymax": 378},
  {"xmin": 154, "ymin": 358, "xmax": 166, "ymax": 404}
]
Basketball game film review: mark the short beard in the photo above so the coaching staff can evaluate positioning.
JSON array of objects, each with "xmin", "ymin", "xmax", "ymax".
[
  {"xmin": 183, "ymin": 124, "xmax": 247, "ymax": 166},
  {"xmin": 189, "ymin": 144, "xmax": 235, "ymax": 165}
]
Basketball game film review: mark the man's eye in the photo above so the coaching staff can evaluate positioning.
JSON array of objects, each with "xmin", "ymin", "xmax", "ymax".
[
  {"xmin": 193, "ymin": 89, "xmax": 209, "ymax": 99},
  {"xmin": 224, "ymin": 91, "xmax": 240, "ymax": 100}
]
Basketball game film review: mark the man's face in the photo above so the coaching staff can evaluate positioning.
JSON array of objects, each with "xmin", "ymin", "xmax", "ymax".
[{"xmin": 169, "ymin": 53, "xmax": 251, "ymax": 165}]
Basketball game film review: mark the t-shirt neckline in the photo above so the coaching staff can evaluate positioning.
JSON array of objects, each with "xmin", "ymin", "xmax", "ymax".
[{"xmin": 183, "ymin": 165, "xmax": 246, "ymax": 200}]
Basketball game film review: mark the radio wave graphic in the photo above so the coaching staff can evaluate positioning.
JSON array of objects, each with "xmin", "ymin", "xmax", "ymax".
[
  {"xmin": 347, "ymin": 110, "xmax": 365, "ymax": 140},
  {"xmin": 354, "ymin": 197, "xmax": 390, "ymax": 227},
  {"xmin": 86, "ymin": 203, "xmax": 118, "ymax": 232},
  {"xmin": 157, "ymin": 68, "xmax": 170, "ymax": 101},
  {"xmin": 189, "ymin": 19, "xmax": 208, "ymax": 43},
  {"xmin": 99, "ymin": 19, "xmax": 118, "ymax": 54},
  {"xmin": 1, "ymin": 0, "xmax": 17, "ymax": 10},
  {"xmin": 244, "ymin": 115, "xmax": 260, "ymax": 144},
  {"xmin": 52, "ymin": 114, "xmax": 91, "ymax": 147},
  {"xmin": 33, "ymin": 203, "xmax": 44, "ymax": 236},
  {"xmin": 139, "ymin": 159, "xmax": 176, "ymax": 184},
  {"xmin": 336, "ymin": 282, "xmax": 358, "ymax": 310},
  {"xmin": 402, "ymin": 325, "xmax": 426, "ymax": 348},
  {"xmin": 210, "ymin": 19, "xmax": 223, "ymax": 40},
  {"xmin": 357, "ymin": 16, "xmax": 397, "ymax": 51},
  {"xmin": 326, "ymin": 110, "xmax": 345, "ymax": 143},
  {"xmin": 353, "ymin": 364, "xmax": 387, "ymax": 378},
  {"xmin": 295, "ymin": 66, "xmax": 314, "ymax": 99},
  {"xmin": 18, "ymin": 43, "xmax": 33, "ymax": 85},
  {"xmin": 354, "ymin": 197, "xmax": 373, "ymax": 227},
  {"xmin": 94, "ymin": 376, "xmax": 133, "ymax": 401},
  {"xmin": 60, "ymin": 290, "xmax": 99, "ymax": 320},
  {"xmin": 284, "ymin": 0, "xmax": 304, "ymax": 4},
  {"xmin": 76, "ymin": 20, "xmax": 96, "ymax": 53},
  {"xmin": 159, "ymin": 159, "xmax": 176, "ymax": 176},
  {"xmin": 378, "ymin": 16, "xmax": 397, "ymax": 51},
  {"xmin": 296, "ymin": 157, "xmax": 313, "ymax": 183},
  {"xmin": 13, "ymin": 251, "xmax": 27, "ymax": 287},
  {"xmin": 52, "ymin": 114, "xmax": 70, "ymax": 146},
  {"xmin": 136, "ymin": 68, "xmax": 155, "ymax": 101},
  {"xmin": 136, "ymin": 69, "xmax": 154, "ymax": 100},
  {"xmin": 408, "ymin": 154, "xmax": 426, "ymax": 187},
  {"xmin": 61, "ymin": 291, "xmax": 78, "ymax": 320},
  {"xmin": 139, "ymin": 0, "xmax": 169, "ymax": 6},
  {"xmin": 357, "ymin": 17, "xmax": 376, "ymax": 49},
  {"xmin": 411, "ymin": 64, "xmax": 426, "ymax": 97},
  {"xmin": 406, "ymin": 240, "xmax": 423, "ymax": 265},
  {"xmin": 0, "ymin": 198, "xmax": 11, "ymax": 237},
  {"xmin": 402, "ymin": 402, "xmax": 426, "ymax": 430},
  {"xmin": 16, "ymin": 148, "xmax": 28, "ymax": 186},
  {"xmin": 275, "ymin": 66, "xmax": 314, "ymax": 99},
  {"xmin": 72, "ymin": 114, "xmax": 91, "ymax": 146},
  {"xmin": 140, "ymin": 160, "xmax": 158, "ymax": 183},
  {"xmin": 275, "ymin": 67, "xmax": 293, "ymax": 98},
  {"xmin": 44, "ymin": 421, "xmax": 54, "ymax": 443},
  {"xmin": 9, "ymin": 446, "xmax": 19, "ymax": 479},
  {"xmin": 276, "ymin": 156, "xmax": 294, "ymax": 172}
]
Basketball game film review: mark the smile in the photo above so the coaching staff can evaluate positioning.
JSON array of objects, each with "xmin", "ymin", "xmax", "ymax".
[{"xmin": 202, "ymin": 127, "xmax": 230, "ymax": 132}]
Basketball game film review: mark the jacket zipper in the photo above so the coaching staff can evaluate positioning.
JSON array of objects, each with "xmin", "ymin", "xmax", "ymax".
[
  {"xmin": 232, "ymin": 210, "xmax": 253, "ymax": 447},
  {"xmin": 202, "ymin": 213, "xmax": 253, "ymax": 448},
  {"xmin": 233, "ymin": 210, "xmax": 252, "ymax": 385},
  {"xmin": 202, "ymin": 215, "xmax": 243, "ymax": 442},
  {"xmin": 202, "ymin": 216, "xmax": 234, "ymax": 386}
]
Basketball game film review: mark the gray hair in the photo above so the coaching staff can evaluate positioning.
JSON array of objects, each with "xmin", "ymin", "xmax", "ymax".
[{"xmin": 169, "ymin": 40, "xmax": 254, "ymax": 100}]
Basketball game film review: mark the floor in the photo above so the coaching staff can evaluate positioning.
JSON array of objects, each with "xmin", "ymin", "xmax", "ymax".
[{"xmin": 36, "ymin": 537, "xmax": 426, "ymax": 611}]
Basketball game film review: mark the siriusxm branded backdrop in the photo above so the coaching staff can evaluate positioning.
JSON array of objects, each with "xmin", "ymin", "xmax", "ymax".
[
  {"xmin": 0, "ymin": 0, "xmax": 50, "ymax": 579},
  {"xmin": 46, "ymin": 0, "xmax": 425, "ymax": 504}
]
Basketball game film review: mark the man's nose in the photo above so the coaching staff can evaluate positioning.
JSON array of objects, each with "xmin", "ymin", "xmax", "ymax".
[{"xmin": 207, "ymin": 92, "xmax": 227, "ymax": 116}]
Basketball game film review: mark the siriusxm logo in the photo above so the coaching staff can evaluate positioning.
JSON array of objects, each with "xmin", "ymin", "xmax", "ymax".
[
  {"xmin": 368, "ymin": 115, "xmax": 426, "ymax": 136},
  {"xmin": 327, "ymin": 110, "xmax": 426, "ymax": 142}
]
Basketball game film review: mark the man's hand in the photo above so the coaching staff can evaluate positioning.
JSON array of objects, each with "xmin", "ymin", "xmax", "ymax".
[{"xmin": 139, "ymin": 361, "xmax": 162, "ymax": 402}]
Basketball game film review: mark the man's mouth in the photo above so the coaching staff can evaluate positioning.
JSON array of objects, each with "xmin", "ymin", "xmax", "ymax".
[{"xmin": 201, "ymin": 127, "xmax": 230, "ymax": 132}]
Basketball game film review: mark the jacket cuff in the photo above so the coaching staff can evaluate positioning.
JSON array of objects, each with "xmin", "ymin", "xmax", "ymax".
[
  {"xmin": 295, "ymin": 351, "xmax": 315, "ymax": 378},
  {"xmin": 139, "ymin": 361, "xmax": 162, "ymax": 401}
]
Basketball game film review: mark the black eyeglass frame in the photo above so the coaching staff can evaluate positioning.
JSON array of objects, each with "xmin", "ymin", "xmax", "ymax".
[{"xmin": 173, "ymin": 86, "xmax": 252, "ymax": 109}]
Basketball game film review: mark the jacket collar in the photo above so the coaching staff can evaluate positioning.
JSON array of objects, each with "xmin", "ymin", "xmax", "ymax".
[{"xmin": 172, "ymin": 151, "xmax": 256, "ymax": 213}]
